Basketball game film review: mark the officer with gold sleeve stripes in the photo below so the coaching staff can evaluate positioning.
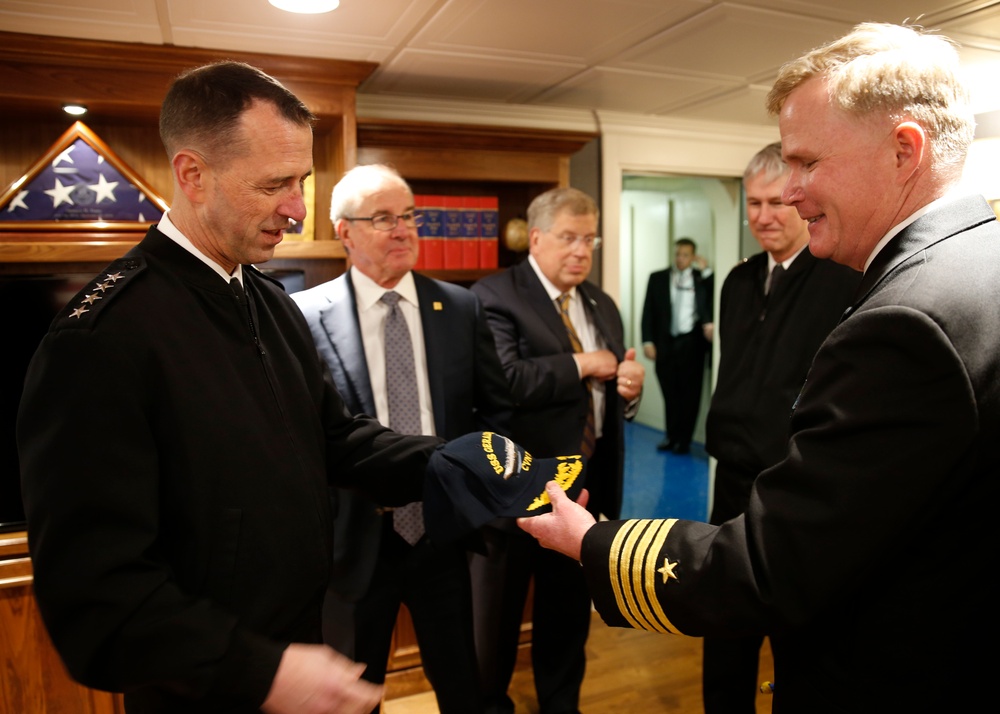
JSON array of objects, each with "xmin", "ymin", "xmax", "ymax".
[{"xmin": 519, "ymin": 22, "xmax": 996, "ymax": 714}]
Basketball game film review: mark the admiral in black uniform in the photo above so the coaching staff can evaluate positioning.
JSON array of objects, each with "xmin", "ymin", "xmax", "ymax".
[{"xmin": 18, "ymin": 62, "xmax": 439, "ymax": 714}]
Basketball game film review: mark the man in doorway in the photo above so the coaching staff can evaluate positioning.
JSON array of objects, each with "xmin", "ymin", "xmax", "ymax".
[
  {"xmin": 641, "ymin": 238, "xmax": 713, "ymax": 453},
  {"xmin": 701, "ymin": 141, "xmax": 860, "ymax": 713}
]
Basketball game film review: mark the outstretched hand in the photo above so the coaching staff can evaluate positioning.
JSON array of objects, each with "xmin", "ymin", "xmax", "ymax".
[
  {"xmin": 262, "ymin": 644, "xmax": 383, "ymax": 714},
  {"xmin": 517, "ymin": 482, "xmax": 595, "ymax": 561}
]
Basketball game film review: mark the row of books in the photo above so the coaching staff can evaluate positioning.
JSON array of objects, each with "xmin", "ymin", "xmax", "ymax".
[{"xmin": 413, "ymin": 195, "xmax": 499, "ymax": 270}]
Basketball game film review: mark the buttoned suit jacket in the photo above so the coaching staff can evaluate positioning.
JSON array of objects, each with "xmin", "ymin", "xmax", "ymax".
[
  {"xmin": 471, "ymin": 258, "xmax": 629, "ymax": 519},
  {"xmin": 581, "ymin": 195, "xmax": 999, "ymax": 712},
  {"xmin": 292, "ymin": 270, "xmax": 511, "ymax": 600},
  {"xmin": 706, "ymin": 249, "xmax": 861, "ymax": 479}
]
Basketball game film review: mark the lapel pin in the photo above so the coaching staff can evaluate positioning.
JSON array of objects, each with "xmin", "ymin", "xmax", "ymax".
[{"xmin": 433, "ymin": 301, "xmax": 443, "ymax": 311}]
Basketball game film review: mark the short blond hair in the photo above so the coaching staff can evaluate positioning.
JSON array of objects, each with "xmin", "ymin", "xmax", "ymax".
[{"xmin": 766, "ymin": 23, "xmax": 974, "ymax": 174}]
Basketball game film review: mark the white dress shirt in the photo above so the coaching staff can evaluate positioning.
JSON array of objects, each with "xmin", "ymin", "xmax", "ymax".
[
  {"xmin": 528, "ymin": 255, "xmax": 607, "ymax": 438},
  {"xmin": 351, "ymin": 267, "xmax": 436, "ymax": 437}
]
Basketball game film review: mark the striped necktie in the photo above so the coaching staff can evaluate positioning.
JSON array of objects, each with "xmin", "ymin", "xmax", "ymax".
[{"xmin": 558, "ymin": 293, "xmax": 596, "ymax": 458}]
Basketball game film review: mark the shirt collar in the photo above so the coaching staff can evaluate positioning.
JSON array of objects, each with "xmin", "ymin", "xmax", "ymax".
[
  {"xmin": 767, "ymin": 243, "xmax": 809, "ymax": 273},
  {"xmin": 350, "ymin": 266, "xmax": 418, "ymax": 311},
  {"xmin": 863, "ymin": 191, "xmax": 968, "ymax": 273},
  {"xmin": 157, "ymin": 211, "xmax": 242, "ymax": 285},
  {"xmin": 528, "ymin": 254, "xmax": 576, "ymax": 302}
]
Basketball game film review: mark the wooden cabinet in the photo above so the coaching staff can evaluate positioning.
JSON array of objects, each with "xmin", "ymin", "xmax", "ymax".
[
  {"xmin": 1, "ymin": 532, "xmax": 124, "ymax": 713},
  {"xmin": 357, "ymin": 118, "xmax": 598, "ymax": 282},
  {"xmin": 0, "ymin": 29, "xmax": 369, "ymax": 277}
]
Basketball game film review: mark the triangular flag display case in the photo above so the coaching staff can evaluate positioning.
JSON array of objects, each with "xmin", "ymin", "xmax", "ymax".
[{"xmin": 0, "ymin": 121, "xmax": 168, "ymax": 231}]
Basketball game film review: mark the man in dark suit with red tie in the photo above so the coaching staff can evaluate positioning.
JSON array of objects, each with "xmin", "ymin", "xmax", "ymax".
[
  {"xmin": 292, "ymin": 164, "xmax": 512, "ymax": 714},
  {"xmin": 470, "ymin": 187, "xmax": 644, "ymax": 714}
]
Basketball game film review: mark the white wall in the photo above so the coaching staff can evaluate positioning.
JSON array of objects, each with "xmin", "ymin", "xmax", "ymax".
[{"xmin": 622, "ymin": 180, "xmax": 726, "ymax": 439}]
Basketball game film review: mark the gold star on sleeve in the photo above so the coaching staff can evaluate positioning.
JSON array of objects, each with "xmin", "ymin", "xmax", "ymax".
[{"xmin": 657, "ymin": 557, "xmax": 678, "ymax": 584}]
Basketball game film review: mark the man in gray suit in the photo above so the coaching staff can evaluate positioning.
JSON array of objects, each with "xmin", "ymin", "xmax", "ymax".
[
  {"xmin": 292, "ymin": 164, "xmax": 511, "ymax": 714},
  {"xmin": 519, "ymin": 23, "xmax": 996, "ymax": 713}
]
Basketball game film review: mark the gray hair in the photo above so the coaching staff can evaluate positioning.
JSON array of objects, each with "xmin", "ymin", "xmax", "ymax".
[
  {"xmin": 526, "ymin": 187, "xmax": 599, "ymax": 233},
  {"xmin": 743, "ymin": 142, "xmax": 788, "ymax": 184},
  {"xmin": 330, "ymin": 164, "xmax": 412, "ymax": 223}
]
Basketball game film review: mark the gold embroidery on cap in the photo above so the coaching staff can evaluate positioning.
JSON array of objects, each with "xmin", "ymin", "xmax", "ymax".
[{"xmin": 525, "ymin": 456, "xmax": 583, "ymax": 510}]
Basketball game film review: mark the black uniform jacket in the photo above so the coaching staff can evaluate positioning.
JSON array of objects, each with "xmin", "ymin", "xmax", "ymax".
[
  {"xmin": 580, "ymin": 196, "xmax": 999, "ymax": 712},
  {"xmin": 471, "ymin": 259, "xmax": 628, "ymax": 520},
  {"xmin": 706, "ymin": 250, "xmax": 861, "ymax": 474},
  {"xmin": 17, "ymin": 227, "xmax": 439, "ymax": 713},
  {"xmin": 291, "ymin": 270, "xmax": 512, "ymax": 599}
]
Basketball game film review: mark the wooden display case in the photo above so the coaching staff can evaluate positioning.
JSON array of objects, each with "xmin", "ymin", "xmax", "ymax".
[{"xmin": 357, "ymin": 118, "xmax": 598, "ymax": 283}]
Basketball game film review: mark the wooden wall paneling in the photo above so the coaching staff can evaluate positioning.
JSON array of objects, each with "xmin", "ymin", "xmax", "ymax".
[{"xmin": 1, "ymin": 533, "xmax": 123, "ymax": 713}]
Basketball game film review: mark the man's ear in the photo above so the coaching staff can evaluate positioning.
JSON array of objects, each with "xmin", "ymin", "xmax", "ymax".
[
  {"xmin": 172, "ymin": 150, "xmax": 208, "ymax": 203},
  {"xmin": 528, "ymin": 226, "xmax": 543, "ymax": 252},
  {"xmin": 335, "ymin": 218, "xmax": 354, "ymax": 251},
  {"xmin": 893, "ymin": 121, "xmax": 927, "ymax": 181}
]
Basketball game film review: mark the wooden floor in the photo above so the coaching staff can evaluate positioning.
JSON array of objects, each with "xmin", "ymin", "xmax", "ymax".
[{"xmin": 383, "ymin": 610, "xmax": 774, "ymax": 713}]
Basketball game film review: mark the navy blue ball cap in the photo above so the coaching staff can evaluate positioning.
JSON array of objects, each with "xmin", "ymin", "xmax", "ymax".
[{"xmin": 423, "ymin": 431, "xmax": 587, "ymax": 544}]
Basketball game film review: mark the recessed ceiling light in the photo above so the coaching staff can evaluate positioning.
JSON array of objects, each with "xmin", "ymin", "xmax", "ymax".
[
  {"xmin": 268, "ymin": 0, "xmax": 339, "ymax": 13},
  {"xmin": 62, "ymin": 103, "xmax": 88, "ymax": 116}
]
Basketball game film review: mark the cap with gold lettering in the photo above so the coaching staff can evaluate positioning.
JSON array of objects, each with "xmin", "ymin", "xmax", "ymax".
[{"xmin": 423, "ymin": 431, "xmax": 587, "ymax": 544}]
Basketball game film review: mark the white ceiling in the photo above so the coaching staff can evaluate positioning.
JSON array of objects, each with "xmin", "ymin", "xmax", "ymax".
[{"xmin": 3, "ymin": 0, "xmax": 1000, "ymax": 127}]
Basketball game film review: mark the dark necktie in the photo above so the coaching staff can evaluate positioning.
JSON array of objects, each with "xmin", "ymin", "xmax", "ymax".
[
  {"xmin": 230, "ymin": 277, "xmax": 255, "ymax": 336},
  {"xmin": 767, "ymin": 263, "xmax": 785, "ymax": 296},
  {"xmin": 380, "ymin": 291, "xmax": 425, "ymax": 545},
  {"xmin": 558, "ymin": 293, "xmax": 596, "ymax": 458}
]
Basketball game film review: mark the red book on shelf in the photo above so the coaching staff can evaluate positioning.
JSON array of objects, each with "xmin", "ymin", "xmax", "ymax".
[
  {"xmin": 460, "ymin": 196, "xmax": 480, "ymax": 269},
  {"xmin": 419, "ymin": 195, "xmax": 445, "ymax": 269},
  {"xmin": 442, "ymin": 195, "xmax": 464, "ymax": 270},
  {"xmin": 412, "ymin": 194, "xmax": 426, "ymax": 270},
  {"xmin": 479, "ymin": 196, "xmax": 499, "ymax": 269}
]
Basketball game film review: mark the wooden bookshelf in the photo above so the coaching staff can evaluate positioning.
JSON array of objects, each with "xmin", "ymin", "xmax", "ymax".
[{"xmin": 357, "ymin": 118, "xmax": 598, "ymax": 275}]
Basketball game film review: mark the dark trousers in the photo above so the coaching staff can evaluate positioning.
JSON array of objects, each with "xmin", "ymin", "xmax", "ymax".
[
  {"xmin": 703, "ymin": 460, "xmax": 765, "ymax": 713},
  {"xmin": 702, "ymin": 634, "xmax": 767, "ymax": 714},
  {"xmin": 656, "ymin": 330, "xmax": 706, "ymax": 447},
  {"xmin": 469, "ymin": 525, "xmax": 591, "ymax": 714},
  {"xmin": 323, "ymin": 525, "xmax": 484, "ymax": 714}
]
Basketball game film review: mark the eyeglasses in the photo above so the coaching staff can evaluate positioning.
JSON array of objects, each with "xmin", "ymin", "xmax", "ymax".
[
  {"xmin": 345, "ymin": 211, "xmax": 424, "ymax": 231},
  {"xmin": 551, "ymin": 232, "xmax": 602, "ymax": 250}
]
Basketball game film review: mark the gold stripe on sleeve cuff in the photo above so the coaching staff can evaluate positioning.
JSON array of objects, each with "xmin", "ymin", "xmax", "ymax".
[{"xmin": 607, "ymin": 519, "xmax": 683, "ymax": 635}]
